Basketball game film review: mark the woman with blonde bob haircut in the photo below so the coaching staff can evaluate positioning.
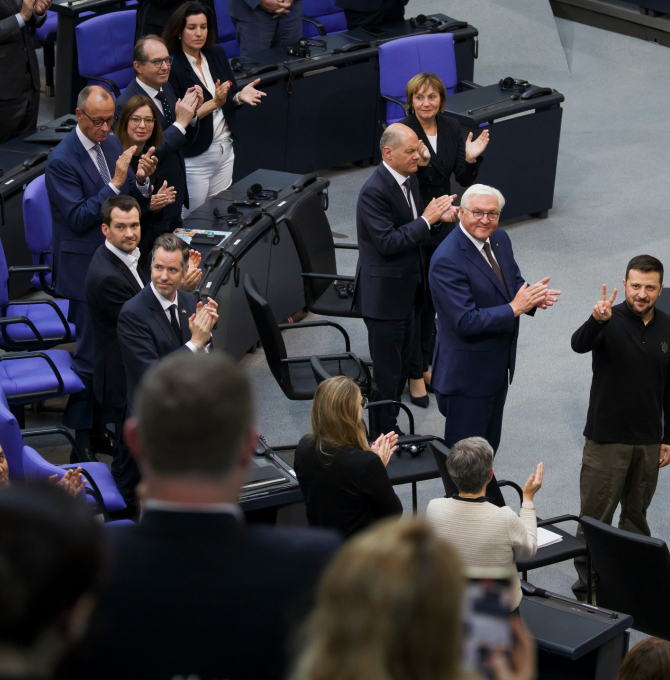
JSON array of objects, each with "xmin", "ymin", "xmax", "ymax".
[
  {"xmin": 293, "ymin": 376, "xmax": 402, "ymax": 537},
  {"xmin": 290, "ymin": 518, "xmax": 537, "ymax": 680}
]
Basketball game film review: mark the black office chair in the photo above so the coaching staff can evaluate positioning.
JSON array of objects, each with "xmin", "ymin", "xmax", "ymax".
[
  {"xmin": 243, "ymin": 273, "xmax": 372, "ymax": 401},
  {"xmin": 283, "ymin": 191, "xmax": 362, "ymax": 319},
  {"xmin": 581, "ymin": 516, "xmax": 670, "ymax": 638},
  {"xmin": 432, "ymin": 447, "xmax": 590, "ymax": 597}
]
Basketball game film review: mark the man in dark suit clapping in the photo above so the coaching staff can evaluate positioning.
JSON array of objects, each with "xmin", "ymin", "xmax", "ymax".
[
  {"xmin": 353, "ymin": 123, "xmax": 456, "ymax": 436},
  {"xmin": 45, "ymin": 85, "xmax": 155, "ymax": 461},
  {"xmin": 78, "ymin": 351, "xmax": 341, "ymax": 680}
]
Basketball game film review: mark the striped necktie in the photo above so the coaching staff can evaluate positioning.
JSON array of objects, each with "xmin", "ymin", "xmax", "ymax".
[{"xmin": 93, "ymin": 143, "xmax": 112, "ymax": 184}]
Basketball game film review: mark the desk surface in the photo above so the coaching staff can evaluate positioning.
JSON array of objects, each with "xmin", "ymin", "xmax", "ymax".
[
  {"xmin": 520, "ymin": 595, "xmax": 633, "ymax": 660},
  {"xmin": 50, "ymin": 0, "xmax": 134, "ymax": 17},
  {"xmin": 445, "ymin": 83, "xmax": 565, "ymax": 126}
]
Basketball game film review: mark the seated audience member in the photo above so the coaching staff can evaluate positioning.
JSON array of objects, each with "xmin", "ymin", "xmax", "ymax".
[
  {"xmin": 0, "ymin": 446, "xmax": 86, "ymax": 496},
  {"xmin": 45, "ymin": 85, "xmax": 155, "ymax": 463},
  {"xmin": 117, "ymin": 233, "xmax": 217, "ymax": 411},
  {"xmin": 114, "ymin": 95, "xmax": 178, "ymax": 265},
  {"xmin": 426, "ymin": 437, "xmax": 542, "ymax": 611},
  {"xmin": 288, "ymin": 517, "xmax": 536, "ymax": 680},
  {"xmin": 165, "ymin": 2, "xmax": 266, "ymax": 216},
  {"xmin": 115, "ymin": 35, "xmax": 202, "ymax": 242},
  {"xmin": 616, "ymin": 638, "xmax": 670, "ymax": 680},
  {"xmin": 294, "ymin": 376, "xmax": 402, "ymax": 538},
  {"xmin": 0, "ymin": 483, "xmax": 106, "ymax": 680},
  {"xmin": 77, "ymin": 352, "xmax": 341, "ymax": 680}
]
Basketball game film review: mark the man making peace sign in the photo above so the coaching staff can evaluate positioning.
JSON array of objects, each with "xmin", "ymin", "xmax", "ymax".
[{"xmin": 571, "ymin": 254, "xmax": 670, "ymax": 601}]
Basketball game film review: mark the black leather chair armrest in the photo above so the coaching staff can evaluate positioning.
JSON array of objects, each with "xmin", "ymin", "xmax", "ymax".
[{"xmin": 278, "ymin": 319, "xmax": 350, "ymax": 352}]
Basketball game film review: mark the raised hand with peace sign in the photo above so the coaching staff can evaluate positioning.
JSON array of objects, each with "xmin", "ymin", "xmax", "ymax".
[{"xmin": 592, "ymin": 284, "xmax": 617, "ymax": 323}]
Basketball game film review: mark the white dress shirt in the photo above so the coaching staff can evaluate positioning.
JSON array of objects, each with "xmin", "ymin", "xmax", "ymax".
[
  {"xmin": 382, "ymin": 162, "xmax": 430, "ymax": 230},
  {"xmin": 149, "ymin": 282, "xmax": 206, "ymax": 354},
  {"xmin": 75, "ymin": 125, "xmax": 151, "ymax": 197},
  {"xmin": 104, "ymin": 240, "xmax": 144, "ymax": 289},
  {"xmin": 185, "ymin": 51, "xmax": 232, "ymax": 145},
  {"xmin": 459, "ymin": 222, "xmax": 500, "ymax": 268},
  {"xmin": 143, "ymin": 498, "xmax": 243, "ymax": 519},
  {"xmin": 134, "ymin": 79, "xmax": 196, "ymax": 134}
]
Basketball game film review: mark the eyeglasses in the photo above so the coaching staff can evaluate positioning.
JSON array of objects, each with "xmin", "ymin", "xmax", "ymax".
[
  {"xmin": 361, "ymin": 397, "xmax": 368, "ymax": 409},
  {"xmin": 80, "ymin": 109, "xmax": 114, "ymax": 128},
  {"xmin": 142, "ymin": 56, "xmax": 174, "ymax": 68},
  {"xmin": 129, "ymin": 115, "xmax": 155, "ymax": 126},
  {"xmin": 463, "ymin": 207, "xmax": 501, "ymax": 221}
]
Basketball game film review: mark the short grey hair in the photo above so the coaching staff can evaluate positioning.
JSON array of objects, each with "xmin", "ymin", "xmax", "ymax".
[
  {"xmin": 461, "ymin": 184, "xmax": 506, "ymax": 212},
  {"xmin": 151, "ymin": 233, "xmax": 189, "ymax": 271},
  {"xmin": 379, "ymin": 123, "xmax": 412, "ymax": 154},
  {"xmin": 446, "ymin": 437, "xmax": 494, "ymax": 493},
  {"xmin": 76, "ymin": 85, "xmax": 112, "ymax": 111}
]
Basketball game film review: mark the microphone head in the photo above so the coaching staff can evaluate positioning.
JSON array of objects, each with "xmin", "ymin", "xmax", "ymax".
[
  {"xmin": 228, "ymin": 205, "xmax": 239, "ymax": 214},
  {"xmin": 416, "ymin": 13, "xmax": 427, "ymax": 24},
  {"xmin": 213, "ymin": 207, "xmax": 221, "ymax": 217}
]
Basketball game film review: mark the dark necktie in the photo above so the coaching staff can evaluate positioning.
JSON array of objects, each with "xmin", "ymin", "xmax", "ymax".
[
  {"xmin": 402, "ymin": 179, "xmax": 417, "ymax": 219},
  {"xmin": 168, "ymin": 304, "xmax": 182, "ymax": 343},
  {"xmin": 155, "ymin": 90, "xmax": 174, "ymax": 126},
  {"xmin": 482, "ymin": 242, "xmax": 509, "ymax": 295},
  {"xmin": 93, "ymin": 143, "xmax": 112, "ymax": 184}
]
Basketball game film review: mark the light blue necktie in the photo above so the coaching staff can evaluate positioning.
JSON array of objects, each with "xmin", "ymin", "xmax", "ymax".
[{"xmin": 93, "ymin": 143, "xmax": 112, "ymax": 184}]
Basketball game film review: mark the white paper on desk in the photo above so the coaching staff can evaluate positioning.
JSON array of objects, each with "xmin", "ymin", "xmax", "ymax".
[{"xmin": 537, "ymin": 527, "xmax": 563, "ymax": 548}]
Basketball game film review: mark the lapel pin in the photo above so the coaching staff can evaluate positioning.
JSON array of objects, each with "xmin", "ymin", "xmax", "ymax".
[{"xmin": 181, "ymin": 309, "xmax": 186, "ymax": 314}]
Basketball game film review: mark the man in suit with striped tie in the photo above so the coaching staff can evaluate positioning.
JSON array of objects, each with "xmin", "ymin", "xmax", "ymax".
[{"xmin": 45, "ymin": 85, "xmax": 156, "ymax": 462}]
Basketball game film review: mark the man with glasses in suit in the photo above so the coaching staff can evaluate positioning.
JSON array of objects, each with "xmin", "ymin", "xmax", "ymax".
[{"xmin": 45, "ymin": 85, "xmax": 155, "ymax": 462}]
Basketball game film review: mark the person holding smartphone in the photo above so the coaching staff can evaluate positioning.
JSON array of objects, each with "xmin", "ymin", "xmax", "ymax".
[{"xmin": 427, "ymin": 436, "xmax": 543, "ymax": 611}]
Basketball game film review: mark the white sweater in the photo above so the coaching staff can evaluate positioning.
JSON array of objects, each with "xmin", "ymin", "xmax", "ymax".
[{"xmin": 426, "ymin": 497, "xmax": 537, "ymax": 609}]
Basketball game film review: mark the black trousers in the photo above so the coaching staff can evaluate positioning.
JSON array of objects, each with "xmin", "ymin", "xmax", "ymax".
[
  {"xmin": 110, "ymin": 405, "xmax": 141, "ymax": 507},
  {"xmin": 343, "ymin": 0, "xmax": 405, "ymax": 29},
  {"xmin": 434, "ymin": 383, "xmax": 509, "ymax": 507},
  {"xmin": 409, "ymin": 287, "xmax": 436, "ymax": 379},
  {"xmin": 0, "ymin": 74, "xmax": 39, "ymax": 145},
  {"xmin": 364, "ymin": 311, "xmax": 414, "ymax": 437}
]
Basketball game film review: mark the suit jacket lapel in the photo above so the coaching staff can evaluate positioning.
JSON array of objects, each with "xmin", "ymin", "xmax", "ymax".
[
  {"xmin": 72, "ymin": 133, "xmax": 106, "ymax": 190},
  {"xmin": 490, "ymin": 237, "xmax": 515, "ymax": 297},
  {"xmin": 147, "ymin": 288, "xmax": 181, "ymax": 349},
  {"xmin": 457, "ymin": 227, "xmax": 510, "ymax": 300},
  {"xmin": 103, "ymin": 247, "xmax": 144, "ymax": 294},
  {"xmin": 379, "ymin": 166, "xmax": 415, "ymax": 222}
]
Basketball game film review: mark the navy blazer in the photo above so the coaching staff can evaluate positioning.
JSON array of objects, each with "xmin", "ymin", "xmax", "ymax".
[
  {"xmin": 85, "ymin": 245, "xmax": 146, "ymax": 410},
  {"xmin": 168, "ymin": 46, "xmax": 238, "ymax": 158},
  {"xmin": 80, "ymin": 511, "xmax": 340, "ymax": 680},
  {"xmin": 429, "ymin": 225, "xmax": 529, "ymax": 397},
  {"xmin": 353, "ymin": 164, "xmax": 432, "ymax": 321},
  {"xmin": 117, "ymin": 285, "xmax": 198, "ymax": 410},
  {"xmin": 45, "ymin": 130, "xmax": 149, "ymax": 301},
  {"xmin": 115, "ymin": 78, "xmax": 196, "ymax": 215}
]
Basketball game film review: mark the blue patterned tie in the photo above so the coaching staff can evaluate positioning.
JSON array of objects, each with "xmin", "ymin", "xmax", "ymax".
[
  {"xmin": 155, "ymin": 91, "xmax": 174, "ymax": 126},
  {"xmin": 93, "ymin": 143, "xmax": 112, "ymax": 184}
]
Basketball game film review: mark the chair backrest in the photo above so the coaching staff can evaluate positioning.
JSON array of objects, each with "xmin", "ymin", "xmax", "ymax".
[
  {"xmin": 214, "ymin": 0, "xmax": 240, "ymax": 58},
  {"xmin": 0, "ymin": 387, "xmax": 30, "ymax": 479},
  {"xmin": 283, "ymin": 191, "xmax": 337, "ymax": 309},
  {"xmin": 581, "ymin": 516, "xmax": 670, "ymax": 638},
  {"xmin": 23, "ymin": 175, "xmax": 53, "ymax": 290},
  {"xmin": 34, "ymin": 10, "xmax": 58, "ymax": 42},
  {"xmin": 0, "ymin": 238, "xmax": 11, "ymax": 308},
  {"xmin": 302, "ymin": 0, "xmax": 347, "ymax": 37},
  {"xmin": 76, "ymin": 11, "xmax": 137, "ymax": 94},
  {"xmin": 379, "ymin": 34, "xmax": 457, "ymax": 124},
  {"xmin": 242, "ymin": 274, "xmax": 290, "ymax": 392}
]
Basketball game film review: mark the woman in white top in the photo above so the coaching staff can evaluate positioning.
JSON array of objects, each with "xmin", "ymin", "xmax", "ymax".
[
  {"xmin": 165, "ymin": 2, "xmax": 266, "ymax": 216},
  {"xmin": 426, "ymin": 436, "xmax": 543, "ymax": 610}
]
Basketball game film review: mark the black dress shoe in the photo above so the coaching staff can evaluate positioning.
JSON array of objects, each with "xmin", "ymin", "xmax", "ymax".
[
  {"xmin": 70, "ymin": 447, "xmax": 99, "ymax": 464},
  {"xmin": 90, "ymin": 430, "xmax": 114, "ymax": 455},
  {"xmin": 410, "ymin": 394, "xmax": 429, "ymax": 408}
]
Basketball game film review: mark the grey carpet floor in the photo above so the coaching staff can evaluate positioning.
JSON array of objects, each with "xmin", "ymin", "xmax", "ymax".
[{"xmin": 30, "ymin": 2, "xmax": 670, "ymax": 634}]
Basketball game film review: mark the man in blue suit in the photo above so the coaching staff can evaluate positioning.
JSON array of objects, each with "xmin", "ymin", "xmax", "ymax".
[
  {"xmin": 228, "ymin": 0, "xmax": 302, "ymax": 57},
  {"xmin": 45, "ymin": 85, "xmax": 155, "ymax": 460},
  {"xmin": 429, "ymin": 184, "xmax": 560, "ymax": 503}
]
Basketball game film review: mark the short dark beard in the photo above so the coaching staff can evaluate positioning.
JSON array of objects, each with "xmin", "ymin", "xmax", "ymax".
[{"xmin": 626, "ymin": 299, "xmax": 654, "ymax": 318}]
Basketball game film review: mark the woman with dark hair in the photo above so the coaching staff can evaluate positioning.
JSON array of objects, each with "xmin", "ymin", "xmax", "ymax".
[
  {"xmin": 114, "ymin": 94, "xmax": 177, "ymax": 265},
  {"xmin": 399, "ymin": 72, "xmax": 489, "ymax": 407},
  {"xmin": 164, "ymin": 2, "xmax": 266, "ymax": 216},
  {"xmin": 616, "ymin": 638, "xmax": 670, "ymax": 680},
  {"xmin": 294, "ymin": 376, "xmax": 402, "ymax": 538}
]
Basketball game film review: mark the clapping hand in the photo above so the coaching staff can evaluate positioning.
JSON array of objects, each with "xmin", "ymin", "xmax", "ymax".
[
  {"xmin": 188, "ymin": 301, "xmax": 217, "ymax": 349},
  {"xmin": 440, "ymin": 205, "xmax": 459, "ymax": 222},
  {"xmin": 179, "ymin": 249, "xmax": 203, "ymax": 292},
  {"xmin": 423, "ymin": 194, "xmax": 457, "ymax": 225},
  {"xmin": 416, "ymin": 140, "xmax": 431, "ymax": 166},
  {"xmin": 136, "ymin": 146, "xmax": 158, "ymax": 182},
  {"xmin": 371, "ymin": 431, "xmax": 398, "ymax": 467},
  {"xmin": 19, "ymin": 0, "xmax": 36, "ymax": 21},
  {"xmin": 175, "ymin": 91, "xmax": 199, "ymax": 127},
  {"xmin": 592, "ymin": 284, "xmax": 617, "ymax": 323},
  {"xmin": 237, "ymin": 79, "xmax": 266, "ymax": 106},
  {"xmin": 150, "ymin": 180, "xmax": 177, "ymax": 212},
  {"xmin": 34, "ymin": 0, "xmax": 51, "ymax": 15},
  {"xmin": 187, "ymin": 85, "xmax": 204, "ymax": 109},
  {"xmin": 465, "ymin": 129, "xmax": 490, "ymax": 163},
  {"xmin": 49, "ymin": 467, "xmax": 87, "ymax": 497},
  {"xmin": 522, "ymin": 462, "xmax": 543, "ymax": 502},
  {"xmin": 112, "ymin": 146, "xmax": 136, "ymax": 188},
  {"xmin": 534, "ymin": 276, "xmax": 561, "ymax": 310},
  {"xmin": 213, "ymin": 79, "xmax": 232, "ymax": 107}
]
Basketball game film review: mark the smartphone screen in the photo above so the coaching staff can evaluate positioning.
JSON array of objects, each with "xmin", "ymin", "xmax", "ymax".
[
  {"xmin": 462, "ymin": 569, "xmax": 513, "ymax": 678},
  {"xmin": 362, "ymin": 26, "xmax": 388, "ymax": 37}
]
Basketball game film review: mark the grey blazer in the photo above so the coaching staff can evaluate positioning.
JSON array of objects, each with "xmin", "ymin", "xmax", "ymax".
[{"xmin": 228, "ymin": 0, "xmax": 301, "ymax": 22}]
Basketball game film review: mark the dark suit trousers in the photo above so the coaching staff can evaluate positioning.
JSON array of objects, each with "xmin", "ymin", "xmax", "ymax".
[
  {"xmin": 0, "ymin": 73, "xmax": 39, "ymax": 145},
  {"xmin": 434, "ymin": 383, "xmax": 509, "ymax": 507},
  {"xmin": 110, "ymin": 405, "xmax": 141, "ymax": 506},
  {"xmin": 63, "ymin": 299, "xmax": 97, "ymax": 431},
  {"xmin": 364, "ymin": 311, "xmax": 414, "ymax": 437},
  {"xmin": 344, "ymin": 0, "xmax": 405, "ymax": 29}
]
